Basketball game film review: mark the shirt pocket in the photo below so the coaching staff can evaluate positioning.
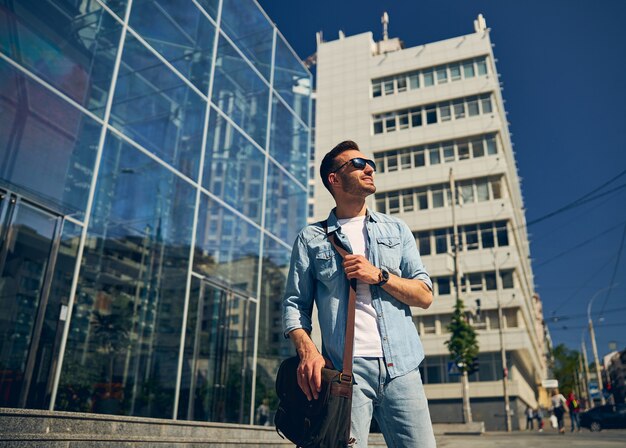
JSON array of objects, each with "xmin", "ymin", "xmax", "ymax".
[
  {"xmin": 377, "ymin": 236, "xmax": 401, "ymax": 271},
  {"xmin": 314, "ymin": 249, "xmax": 339, "ymax": 281}
]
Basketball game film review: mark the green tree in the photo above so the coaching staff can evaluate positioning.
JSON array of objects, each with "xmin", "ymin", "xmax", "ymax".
[
  {"xmin": 552, "ymin": 343, "xmax": 580, "ymax": 395},
  {"xmin": 445, "ymin": 299, "xmax": 479, "ymax": 374}
]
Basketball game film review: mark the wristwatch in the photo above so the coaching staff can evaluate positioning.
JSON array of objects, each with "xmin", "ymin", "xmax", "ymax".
[{"xmin": 376, "ymin": 268, "xmax": 390, "ymax": 287}]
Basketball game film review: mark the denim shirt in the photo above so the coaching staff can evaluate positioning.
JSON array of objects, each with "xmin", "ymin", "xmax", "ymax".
[{"xmin": 282, "ymin": 208, "xmax": 432, "ymax": 379}]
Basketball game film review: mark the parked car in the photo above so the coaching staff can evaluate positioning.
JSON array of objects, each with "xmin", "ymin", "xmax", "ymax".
[{"xmin": 579, "ymin": 403, "xmax": 626, "ymax": 431}]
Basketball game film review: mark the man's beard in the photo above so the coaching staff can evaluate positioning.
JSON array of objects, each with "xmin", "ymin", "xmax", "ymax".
[{"xmin": 339, "ymin": 171, "xmax": 376, "ymax": 196}]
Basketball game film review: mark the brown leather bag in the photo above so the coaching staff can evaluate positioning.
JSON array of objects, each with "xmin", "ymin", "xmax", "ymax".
[{"xmin": 275, "ymin": 228, "xmax": 357, "ymax": 447}]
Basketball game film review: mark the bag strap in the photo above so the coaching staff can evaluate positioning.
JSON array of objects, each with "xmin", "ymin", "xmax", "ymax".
[{"xmin": 323, "ymin": 220, "xmax": 356, "ymax": 383}]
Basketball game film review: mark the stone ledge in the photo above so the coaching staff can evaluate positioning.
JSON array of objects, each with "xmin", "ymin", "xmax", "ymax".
[{"xmin": 434, "ymin": 422, "xmax": 485, "ymax": 435}]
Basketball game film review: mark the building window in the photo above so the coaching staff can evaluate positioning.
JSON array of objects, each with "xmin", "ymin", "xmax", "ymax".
[
  {"xmin": 416, "ymin": 231, "xmax": 431, "ymax": 255},
  {"xmin": 426, "ymin": 106, "xmax": 438, "ymax": 124},
  {"xmin": 371, "ymin": 56, "xmax": 490, "ymax": 98},
  {"xmin": 375, "ymin": 177, "xmax": 505, "ymax": 214},
  {"xmin": 372, "ymin": 93, "xmax": 495, "ymax": 136},
  {"xmin": 437, "ymin": 278, "xmax": 451, "ymax": 295},
  {"xmin": 432, "ymin": 269, "xmax": 515, "ymax": 296},
  {"xmin": 421, "ymin": 316, "xmax": 436, "ymax": 334},
  {"xmin": 500, "ymin": 270, "xmax": 514, "ymax": 289},
  {"xmin": 423, "ymin": 69, "xmax": 434, "ymax": 86}
]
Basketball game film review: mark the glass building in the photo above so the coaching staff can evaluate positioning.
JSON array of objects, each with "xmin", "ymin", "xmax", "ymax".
[{"xmin": 0, "ymin": 0, "xmax": 311, "ymax": 424}]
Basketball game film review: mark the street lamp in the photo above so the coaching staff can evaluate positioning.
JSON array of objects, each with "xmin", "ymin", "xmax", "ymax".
[{"xmin": 587, "ymin": 284, "xmax": 619, "ymax": 406}]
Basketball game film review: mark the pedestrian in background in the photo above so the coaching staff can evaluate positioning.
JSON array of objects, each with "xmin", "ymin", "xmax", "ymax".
[
  {"xmin": 525, "ymin": 406, "xmax": 534, "ymax": 430},
  {"xmin": 534, "ymin": 407, "xmax": 544, "ymax": 432},
  {"xmin": 566, "ymin": 391, "xmax": 581, "ymax": 432},
  {"xmin": 551, "ymin": 389, "xmax": 567, "ymax": 434}
]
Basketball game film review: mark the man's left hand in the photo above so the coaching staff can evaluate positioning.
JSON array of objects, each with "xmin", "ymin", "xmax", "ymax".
[{"xmin": 342, "ymin": 254, "xmax": 380, "ymax": 284}]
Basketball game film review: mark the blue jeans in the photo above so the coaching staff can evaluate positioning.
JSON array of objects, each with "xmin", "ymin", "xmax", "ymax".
[
  {"xmin": 351, "ymin": 357, "xmax": 436, "ymax": 448},
  {"xmin": 570, "ymin": 412, "xmax": 580, "ymax": 431}
]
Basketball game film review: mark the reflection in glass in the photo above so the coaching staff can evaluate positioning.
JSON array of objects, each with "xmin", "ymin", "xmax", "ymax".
[
  {"xmin": 196, "ymin": 0, "xmax": 219, "ymax": 20},
  {"xmin": 254, "ymin": 237, "xmax": 291, "ymax": 417},
  {"xmin": 178, "ymin": 278, "xmax": 255, "ymax": 423},
  {"xmin": 110, "ymin": 35, "xmax": 206, "ymax": 179},
  {"xmin": 57, "ymin": 133, "xmax": 195, "ymax": 418},
  {"xmin": 273, "ymin": 34, "xmax": 311, "ymax": 124},
  {"xmin": 211, "ymin": 35, "xmax": 269, "ymax": 148},
  {"xmin": 0, "ymin": 1, "xmax": 122, "ymax": 117},
  {"xmin": 0, "ymin": 197, "xmax": 58, "ymax": 408},
  {"xmin": 269, "ymin": 96, "xmax": 308, "ymax": 185},
  {"xmin": 129, "ymin": 0, "xmax": 216, "ymax": 94},
  {"xmin": 27, "ymin": 219, "xmax": 81, "ymax": 409},
  {"xmin": 202, "ymin": 112, "xmax": 265, "ymax": 224},
  {"xmin": 220, "ymin": 0, "xmax": 274, "ymax": 80},
  {"xmin": 0, "ymin": 61, "xmax": 102, "ymax": 219},
  {"xmin": 264, "ymin": 162, "xmax": 306, "ymax": 245},
  {"xmin": 194, "ymin": 193, "xmax": 260, "ymax": 297}
]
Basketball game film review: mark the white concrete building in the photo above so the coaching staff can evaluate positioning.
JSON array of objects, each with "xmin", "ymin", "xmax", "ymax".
[{"xmin": 313, "ymin": 15, "xmax": 550, "ymax": 430}]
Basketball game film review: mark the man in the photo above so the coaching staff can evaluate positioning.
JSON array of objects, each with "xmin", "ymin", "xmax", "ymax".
[
  {"xmin": 566, "ymin": 391, "xmax": 581, "ymax": 432},
  {"xmin": 283, "ymin": 141, "xmax": 436, "ymax": 447}
]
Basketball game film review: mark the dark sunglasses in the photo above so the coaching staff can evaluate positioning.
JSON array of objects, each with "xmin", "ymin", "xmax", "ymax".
[{"xmin": 331, "ymin": 157, "xmax": 377, "ymax": 174}]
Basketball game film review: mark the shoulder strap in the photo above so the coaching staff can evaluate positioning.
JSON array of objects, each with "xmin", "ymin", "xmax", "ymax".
[{"xmin": 323, "ymin": 222, "xmax": 356, "ymax": 383}]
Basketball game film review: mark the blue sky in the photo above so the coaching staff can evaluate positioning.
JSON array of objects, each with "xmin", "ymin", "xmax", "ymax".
[{"xmin": 259, "ymin": 0, "xmax": 626, "ymax": 357}]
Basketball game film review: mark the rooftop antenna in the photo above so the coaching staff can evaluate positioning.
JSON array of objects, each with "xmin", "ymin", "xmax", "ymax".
[
  {"xmin": 382, "ymin": 12, "xmax": 389, "ymax": 40},
  {"xmin": 473, "ymin": 13, "xmax": 487, "ymax": 33}
]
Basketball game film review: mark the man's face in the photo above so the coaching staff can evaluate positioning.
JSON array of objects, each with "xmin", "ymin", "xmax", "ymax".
[{"xmin": 331, "ymin": 149, "xmax": 376, "ymax": 197}]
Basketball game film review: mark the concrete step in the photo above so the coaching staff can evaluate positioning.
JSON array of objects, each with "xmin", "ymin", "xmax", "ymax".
[{"xmin": 0, "ymin": 408, "xmax": 482, "ymax": 447}]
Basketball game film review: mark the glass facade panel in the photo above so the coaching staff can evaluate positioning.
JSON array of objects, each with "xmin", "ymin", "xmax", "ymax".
[
  {"xmin": 0, "ymin": 1, "xmax": 122, "ymax": 117},
  {"xmin": 256, "ymin": 237, "xmax": 292, "ymax": 418},
  {"xmin": 194, "ymin": 193, "xmax": 261, "ymax": 297},
  {"xmin": 129, "ymin": 0, "xmax": 216, "ymax": 94},
  {"xmin": 212, "ymin": 35, "xmax": 269, "ymax": 148},
  {"xmin": 265, "ymin": 162, "xmax": 307, "ymax": 244},
  {"xmin": 273, "ymin": 34, "xmax": 312, "ymax": 124},
  {"xmin": 202, "ymin": 112, "xmax": 265, "ymax": 224},
  {"xmin": 269, "ymin": 95, "xmax": 308, "ymax": 185},
  {"xmin": 110, "ymin": 35, "xmax": 206, "ymax": 178},
  {"xmin": 220, "ymin": 0, "xmax": 274, "ymax": 81},
  {"xmin": 57, "ymin": 133, "xmax": 195, "ymax": 417},
  {"xmin": 178, "ymin": 277, "xmax": 255, "ymax": 423},
  {"xmin": 28, "ymin": 219, "xmax": 81, "ymax": 409},
  {"xmin": 196, "ymin": 0, "xmax": 220, "ymax": 20},
  {"xmin": 0, "ymin": 0, "xmax": 311, "ymax": 422},
  {"xmin": 0, "ymin": 61, "xmax": 101, "ymax": 219},
  {"xmin": 0, "ymin": 198, "xmax": 57, "ymax": 408}
]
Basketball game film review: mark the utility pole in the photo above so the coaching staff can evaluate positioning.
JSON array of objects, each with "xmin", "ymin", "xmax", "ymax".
[
  {"xmin": 449, "ymin": 169, "xmax": 472, "ymax": 423},
  {"xmin": 587, "ymin": 285, "xmax": 617, "ymax": 406},
  {"xmin": 588, "ymin": 318, "xmax": 606, "ymax": 406},
  {"xmin": 578, "ymin": 352, "xmax": 589, "ymax": 406},
  {"xmin": 581, "ymin": 338, "xmax": 593, "ymax": 408},
  {"xmin": 494, "ymin": 249, "xmax": 511, "ymax": 432}
]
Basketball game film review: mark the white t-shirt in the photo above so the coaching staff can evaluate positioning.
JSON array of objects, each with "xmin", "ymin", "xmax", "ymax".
[{"xmin": 337, "ymin": 216, "xmax": 383, "ymax": 357}]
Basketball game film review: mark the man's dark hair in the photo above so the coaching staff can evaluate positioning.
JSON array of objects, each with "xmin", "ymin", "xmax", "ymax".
[{"xmin": 319, "ymin": 140, "xmax": 360, "ymax": 195}]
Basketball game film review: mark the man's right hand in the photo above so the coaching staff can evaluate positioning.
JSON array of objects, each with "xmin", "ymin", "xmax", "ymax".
[
  {"xmin": 297, "ymin": 351, "xmax": 326, "ymax": 401},
  {"xmin": 288, "ymin": 328, "xmax": 331, "ymax": 401}
]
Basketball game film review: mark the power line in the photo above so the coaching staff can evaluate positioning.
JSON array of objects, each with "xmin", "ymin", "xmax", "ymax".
[
  {"xmin": 535, "ymin": 219, "xmax": 626, "ymax": 267},
  {"xmin": 526, "ymin": 168, "xmax": 626, "ymax": 227},
  {"xmin": 599, "ymin": 222, "xmax": 626, "ymax": 317},
  {"xmin": 548, "ymin": 251, "xmax": 619, "ymax": 314},
  {"xmin": 547, "ymin": 305, "xmax": 626, "ymax": 323},
  {"xmin": 526, "ymin": 182, "xmax": 626, "ymax": 228},
  {"xmin": 549, "ymin": 322, "xmax": 624, "ymax": 331}
]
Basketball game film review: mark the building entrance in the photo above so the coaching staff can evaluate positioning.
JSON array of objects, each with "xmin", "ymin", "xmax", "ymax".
[{"xmin": 0, "ymin": 189, "xmax": 67, "ymax": 409}]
